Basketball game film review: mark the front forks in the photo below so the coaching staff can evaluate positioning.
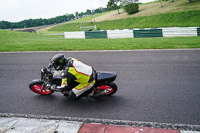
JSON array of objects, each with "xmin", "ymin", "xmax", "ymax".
[
  {"xmin": 40, "ymin": 82, "xmax": 51, "ymax": 92},
  {"xmin": 40, "ymin": 83, "xmax": 45, "ymax": 92}
]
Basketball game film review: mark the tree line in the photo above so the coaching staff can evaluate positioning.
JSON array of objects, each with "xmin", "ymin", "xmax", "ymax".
[
  {"xmin": 0, "ymin": 7, "xmax": 108, "ymax": 29},
  {"xmin": 107, "ymin": 0, "xmax": 139, "ymax": 15}
]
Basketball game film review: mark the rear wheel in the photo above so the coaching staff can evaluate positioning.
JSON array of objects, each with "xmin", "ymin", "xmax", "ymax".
[
  {"xmin": 29, "ymin": 81, "xmax": 54, "ymax": 95},
  {"xmin": 97, "ymin": 82, "xmax": 117, "ymax": 96}
]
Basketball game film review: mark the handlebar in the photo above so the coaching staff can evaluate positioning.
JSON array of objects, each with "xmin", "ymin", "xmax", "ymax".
[{"xmin": 41, "ymin": 67, "xmax": 53, "ymax": 82}]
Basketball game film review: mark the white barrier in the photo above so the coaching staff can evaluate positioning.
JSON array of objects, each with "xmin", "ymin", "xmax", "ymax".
[
  {"xmin": 107, "ymin": 29, "xmax": 133, "ymax": 38},
  {"xmin": 64, "ymin": 27, "xmax": 199, "ymax": 39},
  {"xmin": 162, "ymin": 27, "xmax": 197, "ymax": 37},
  {"xmin": 64, "ymin": 32, "xmax": 85, "ymax": 39}
]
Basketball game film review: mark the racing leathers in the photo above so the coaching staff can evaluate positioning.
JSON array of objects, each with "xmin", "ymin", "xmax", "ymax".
[{"xmin": 50, "ymin": 57, "xmax": 96, "ymax": 99}]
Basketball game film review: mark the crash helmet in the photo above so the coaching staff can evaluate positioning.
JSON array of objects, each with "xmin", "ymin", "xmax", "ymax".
[{"xmin": 50, "ymin": 54, "xmax": 66, "ymax": 70}]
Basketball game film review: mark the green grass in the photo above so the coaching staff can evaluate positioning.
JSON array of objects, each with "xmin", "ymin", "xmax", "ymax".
[
  {"xmin": 0, "ymin": 30, "xmax": 200, "ymax": 51},
  {"xmin": 49, "ymin": 10, "xmax": 200, "ymax": 32}
]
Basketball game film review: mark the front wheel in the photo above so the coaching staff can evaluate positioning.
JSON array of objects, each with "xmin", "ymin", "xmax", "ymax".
[
  {"xmin": 97, "ymin": 82, "xmax": 118, "ymax": 96},
  {"xmin": 29, "ymin": 80, "xmax": 54, "ymax": 95}
]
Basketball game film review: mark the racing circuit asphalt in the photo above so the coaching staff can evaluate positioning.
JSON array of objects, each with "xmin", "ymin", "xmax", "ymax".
[{"xmin": 0, "ymin": 49, "xmax": 200, "ymax": 126}]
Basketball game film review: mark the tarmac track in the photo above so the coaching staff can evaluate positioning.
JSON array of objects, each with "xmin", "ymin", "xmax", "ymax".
[{"xmin": 0, "ymin": 49, "xmax": 200, "ymax": 126}]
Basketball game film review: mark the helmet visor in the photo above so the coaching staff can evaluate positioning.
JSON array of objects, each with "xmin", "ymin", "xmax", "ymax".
[{"xmin": 52, "ymin": 59, "xmax": 63, "ymax": 70}]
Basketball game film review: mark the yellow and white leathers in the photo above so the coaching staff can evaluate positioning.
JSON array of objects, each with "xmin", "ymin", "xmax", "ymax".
[{"xmin": 61, "ymin": 58, "xmax": 96, "ymax": 98}]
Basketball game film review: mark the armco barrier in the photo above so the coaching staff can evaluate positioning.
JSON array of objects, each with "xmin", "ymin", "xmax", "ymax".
[
  {"xmin": 197, "ymin": 27, "xmax": 200, "ymax": 36},
  {"xmin": 162, "ymin": 27, "xmax": 197, "ymax": 37},
  {"xmin": 133, "ymin": 29, "xmax": 163, "ymax": 38},
  {"xmin": 64, "ymin": 27, "xmax": 200, "ymax": 39},
  {"xmin": 64, "ymin": 31, "xmax": 85, "ymax": 39},
  {"xmin": 107, "ymin": 29, "xmax": 133, "ymax": 38},
  {"xmin": 85, "ymin": 31, "xmax": 107, "ymax": 39}
]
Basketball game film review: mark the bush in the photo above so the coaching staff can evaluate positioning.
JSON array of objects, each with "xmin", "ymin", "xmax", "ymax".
[{"xmin": 123, "ymin": 3, "xmax": 139, "ymax": 15}]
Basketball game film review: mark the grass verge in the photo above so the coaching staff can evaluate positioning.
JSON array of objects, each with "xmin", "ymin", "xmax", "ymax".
[
  {"xmin": 94, "ymin": 0, "xmax": 200, "ymax": 22},
  {"xmin": 0, "ymin": 30, "xmax": 200, "ymax": 52},
  {"xmin": 49, "ymin": 10, "xmax": 200, "ymax": 32}
]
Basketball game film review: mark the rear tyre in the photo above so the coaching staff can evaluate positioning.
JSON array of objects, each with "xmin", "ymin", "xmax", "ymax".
[
  {"xmin": 107, "ymin": 82, "xmax": 117, "ymax": 96},
  {"xmin": 29, "ymin": 80, "xmax": 54, "ymax": 95},
  {"xmin": 98, "ymin": 82, "xmax": 118, "ymax": 96}
]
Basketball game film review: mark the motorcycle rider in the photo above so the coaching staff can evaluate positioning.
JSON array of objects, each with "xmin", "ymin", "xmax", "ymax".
[{"xmin": 47, "ymin": 54, "xmax": 96, "ymax": 100}]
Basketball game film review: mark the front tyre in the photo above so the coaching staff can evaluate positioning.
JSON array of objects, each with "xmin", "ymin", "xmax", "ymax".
[{"xmin": 29, "ymin": 80, "xmax": 54, "ymax": 95}]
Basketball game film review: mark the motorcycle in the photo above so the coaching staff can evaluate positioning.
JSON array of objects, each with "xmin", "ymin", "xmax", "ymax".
[{"xmin": 29, "ymin": 67, "xmax": 118, "ymax": 98}]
